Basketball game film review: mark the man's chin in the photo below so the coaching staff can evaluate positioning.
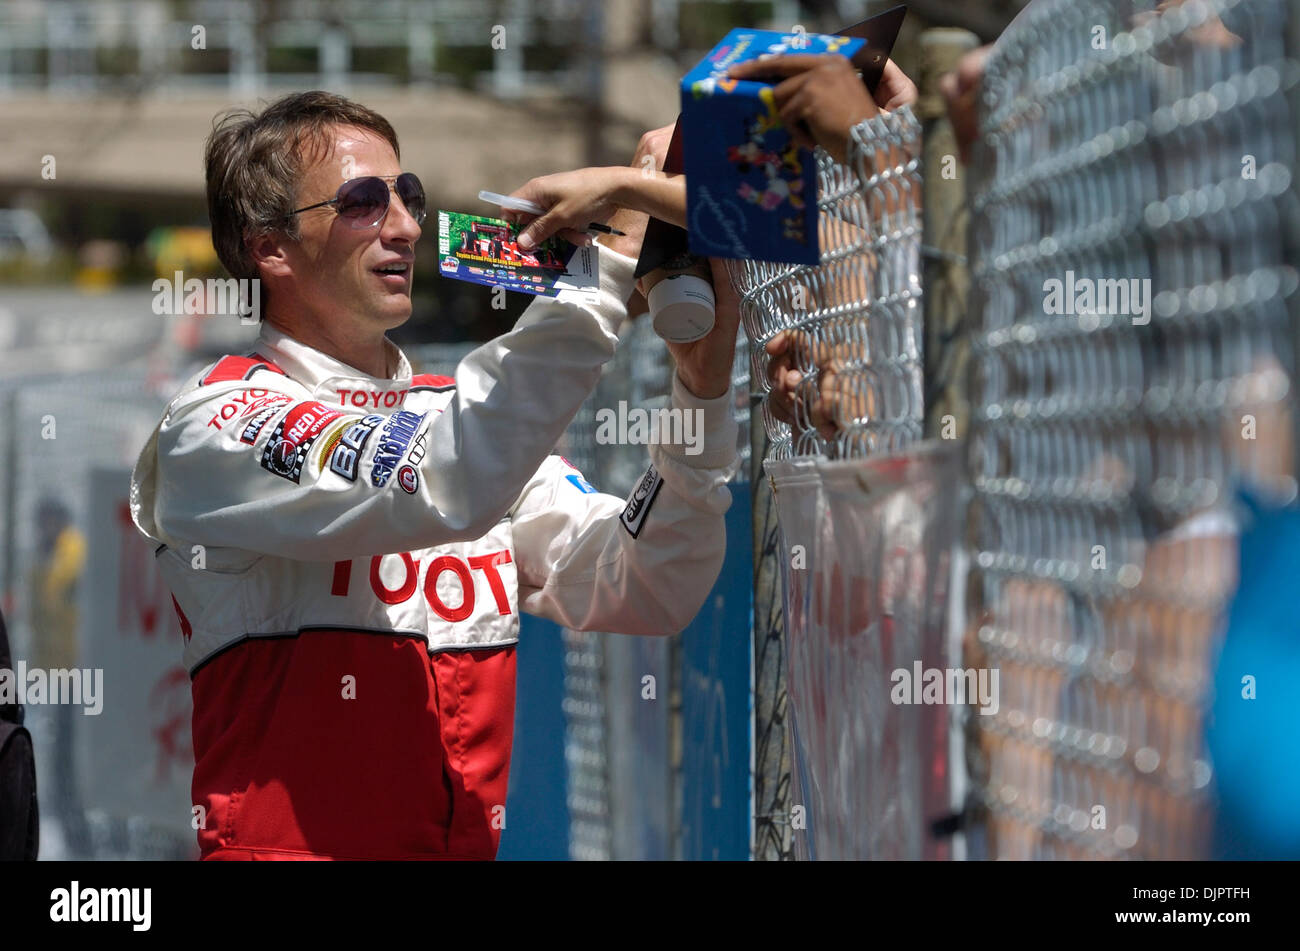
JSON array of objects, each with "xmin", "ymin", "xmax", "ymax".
[{"xmin": 375, "ymin": 296, "xmax": 413, "ymax": 329}]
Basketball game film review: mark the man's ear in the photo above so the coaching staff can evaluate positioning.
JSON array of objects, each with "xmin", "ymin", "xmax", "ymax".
[{"xmin": 247, "ymin": 229, "xmax": 294, "ymax": 280}]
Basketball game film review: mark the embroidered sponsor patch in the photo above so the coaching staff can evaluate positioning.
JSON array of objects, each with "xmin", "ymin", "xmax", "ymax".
[
  {"xmin": 327, "ymin": 413, "xmax": 384, "ymax": 482},
  {"xmin": 235, "ymin": 392, "xmax": 291, "ymax": 421},
  {"xmin": 407, "ymin": 428, "xmax": 428, "ymax": 466},
  {"xmin": 566, "ymin": 473, "xmax": 597, "ymax": 494},
  {"xmin": 206, "ymin": 389, "xmax": 291, "ymax": 431},
  {"xmin": 238, "ymin": 405, "xmax": 282, "ymax": 445},
  {"xmin": 370, "ymin": 410, "xmax": 427, "ymax": 488},
  {"xmin": 260, "ymin": 402, "xmax": 345, "ymax": 483},
  {"xmin": 397, "ymin": 464, "xmax": 420, "ymax": 494},
  {"xmin": 619, "ymin": 465, "xmax": 664, "ymax": 538},
  {"xmin": 314, "ymin": 416, "xmax": 358, "ymax": 470}
]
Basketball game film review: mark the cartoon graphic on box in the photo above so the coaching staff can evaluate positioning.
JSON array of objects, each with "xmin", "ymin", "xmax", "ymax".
[{"xmin": 681, "ymin": 28, "xmax": 869, "ymax": 264}]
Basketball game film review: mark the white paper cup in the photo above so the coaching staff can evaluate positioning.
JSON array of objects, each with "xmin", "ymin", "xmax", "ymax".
[{"xmin": 647, "ymin": 273, "xmax": 716, "ymax": 343}]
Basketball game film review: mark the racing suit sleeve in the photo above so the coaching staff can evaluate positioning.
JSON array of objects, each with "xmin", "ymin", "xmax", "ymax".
[
  {"xmin": 132, "ymin": 247, "xmax": 639, "ymax": 561},
  {"xmin": 508, "ymin": 373, "xmax": 740, "ymax": 636}
]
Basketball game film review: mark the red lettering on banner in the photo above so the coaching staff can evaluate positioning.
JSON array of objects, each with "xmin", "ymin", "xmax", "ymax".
[
  {"xmin": 170, "ymin": 595, "xmax": 193, "ymax": 642},
  {"xmin": 149, "ymin": 666, "xmax": 193, "ymax": 784},
  {"xmin": 117, "ymin": 502, "xmax": 172, "ymax": 637},
  {"xmin": 369, "ymin": 552, "xmax": 420, "ymax": 604},
  {"xmin": 468, "ymin": 551, "xmax": 513, "ymax": 616}
]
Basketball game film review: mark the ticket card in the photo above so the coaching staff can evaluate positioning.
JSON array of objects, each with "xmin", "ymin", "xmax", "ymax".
[{"xmin": 436, "ymin": 210, "xmax": 598, "ymax": 298}]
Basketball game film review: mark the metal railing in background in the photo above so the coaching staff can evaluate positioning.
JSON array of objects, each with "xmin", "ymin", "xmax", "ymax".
[
  {"xmin": 0, "ymin": 0, "xmax": 878, "ymax": 97},
  {"xmin": 963, "ymin": 0, "xmax": 1298, "ymax": 859},
  {"xmin": 550, "ymin": 319, "xmax": 678, "ymax": 861},
  {"xmin": 0, "ymin": 0, "xmax": 597, "ymax": 96}
]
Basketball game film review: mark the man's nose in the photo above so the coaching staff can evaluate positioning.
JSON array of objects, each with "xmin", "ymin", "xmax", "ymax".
[{"xmin": 383, "ymin": 192, "xmax": 422, "ymax": 242}]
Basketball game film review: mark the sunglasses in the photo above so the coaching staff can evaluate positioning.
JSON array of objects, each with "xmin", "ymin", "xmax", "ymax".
[{"xmin": 286, "ymin": 173, "xmax": 426, "ymax": 229}]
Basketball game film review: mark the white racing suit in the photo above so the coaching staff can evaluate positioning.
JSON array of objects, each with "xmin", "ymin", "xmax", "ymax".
[{"xmin": 129, "ymin": 245, "xmax": 739, "ymax": 859}]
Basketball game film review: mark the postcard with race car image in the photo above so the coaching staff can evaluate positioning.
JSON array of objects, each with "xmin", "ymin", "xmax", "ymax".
[{"xmin": 436, "ymin": 210, "xmax": 599, "ymax": 297}]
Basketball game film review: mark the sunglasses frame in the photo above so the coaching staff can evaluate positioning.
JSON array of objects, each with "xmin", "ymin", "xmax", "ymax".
[{"xmin": 285, "ymin": 172, "xmax": 426, "ymax": 229}]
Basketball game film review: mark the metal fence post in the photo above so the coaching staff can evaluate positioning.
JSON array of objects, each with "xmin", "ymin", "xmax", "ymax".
[{"xmin": 918, "ymin": 28, "xmax": 979, "ymax": 440}]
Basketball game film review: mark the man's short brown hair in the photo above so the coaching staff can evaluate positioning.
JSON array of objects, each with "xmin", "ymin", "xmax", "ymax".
[{"xmin": 204, "ymin": 91, "xmax": 400, "ymax": 314}]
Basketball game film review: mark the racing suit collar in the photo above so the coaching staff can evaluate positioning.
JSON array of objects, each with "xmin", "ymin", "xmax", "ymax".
[{"xmin": 255, "ymin": 323, "xmax": 415, "ymax": 405}]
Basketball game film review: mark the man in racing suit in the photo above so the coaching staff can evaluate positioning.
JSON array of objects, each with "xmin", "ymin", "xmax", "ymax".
[{"xmin": 130, "ymin": 92, "xmax": 739, "ymax": 860}]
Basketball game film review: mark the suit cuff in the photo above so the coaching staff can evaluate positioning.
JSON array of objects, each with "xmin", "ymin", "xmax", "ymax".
[
  {"xmin": 592, "ymin": 237, "xmax": 639, "ymax": 305},
  {"xmin": 655, "ymin": 371, "xmax": 738, "ymax": 470}
]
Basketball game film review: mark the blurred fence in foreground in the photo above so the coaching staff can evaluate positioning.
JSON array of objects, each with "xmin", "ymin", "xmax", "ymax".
[{"xmin": 962, "ymin": 0, "xmax": 1298, "ymax": 859}]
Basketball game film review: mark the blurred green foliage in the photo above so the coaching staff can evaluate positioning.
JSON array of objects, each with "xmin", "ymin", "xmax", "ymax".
[
  {"xmin": 266, "ymin": 45, "xmax": 319, "ymax": 74},
  {"xmin": 679, "ymin": 0, "xmax": 777, "ymax": 49},
  {"xmin": 434, "ymin": 41, "xmax": 493, "ymax": 87},
  {"xmin": 351, "ymin": 46, "xmax": 411, "ymax": 82}
]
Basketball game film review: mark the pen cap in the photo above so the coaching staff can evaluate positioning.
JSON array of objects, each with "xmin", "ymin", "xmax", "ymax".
[
  {"xmin": 477, "ymin": 190, "xmax": 547, "ymax": 216},
  {"xmin": 648, "ymin": 273, "xmax": 716, "ymax": 343}
]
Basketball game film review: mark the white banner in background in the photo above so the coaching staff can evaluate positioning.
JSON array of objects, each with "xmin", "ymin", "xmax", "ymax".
[{"xmin": 81, "ymin": 467, "xmax": 194, "ymax": 848}]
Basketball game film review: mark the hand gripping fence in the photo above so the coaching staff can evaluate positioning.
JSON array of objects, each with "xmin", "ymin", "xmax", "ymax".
[{"xmin": 728, "ymin": 107, "xmax": 926, "ymax": 462}]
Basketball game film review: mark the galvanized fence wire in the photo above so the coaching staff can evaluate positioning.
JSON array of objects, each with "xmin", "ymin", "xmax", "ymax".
[
  {"xmin": 727, "ymin": 105, "xmax": 925, "ymax": 462},
  {"xmin": 723, "ymin": 106, "xmax": 930, "ymax": 859},
  {"xmin": 963, "ymin": 0, "xmax": 1299, "ymax": 858}
]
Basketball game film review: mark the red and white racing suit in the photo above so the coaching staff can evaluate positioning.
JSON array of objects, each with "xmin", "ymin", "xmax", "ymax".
[{"xmin": 129, "ymin": 246, "xmax": 739, "ymax": 859}]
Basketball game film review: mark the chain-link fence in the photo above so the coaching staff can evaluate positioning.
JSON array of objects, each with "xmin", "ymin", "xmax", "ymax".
[
  {"xmin": 729, "ymin": 109, "xmax": 925, "ymax": 462},
  {"xmin": 705, "ymin": 0, "xmax": 1300, "ymax": 862},
  {"xmin": 727, "ymin": 103, "xmax": 954, "ymax": 859},
  {"xmin": 962, "ymin": 0, "xmax": 1299, "ymax": 859}
]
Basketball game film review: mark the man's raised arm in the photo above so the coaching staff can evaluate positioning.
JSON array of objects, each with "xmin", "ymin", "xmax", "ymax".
[{"xmin": 132, "ymin": 246, "xmax": 640, "ymax": 561}]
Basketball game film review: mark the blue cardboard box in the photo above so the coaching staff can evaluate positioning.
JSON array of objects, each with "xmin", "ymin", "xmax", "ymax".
[{"xmin": 681, "ymin": 28, "xmax": 867, "ymax": 265}]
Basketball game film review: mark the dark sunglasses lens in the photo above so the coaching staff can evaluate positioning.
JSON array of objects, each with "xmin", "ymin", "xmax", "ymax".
[
  {"xmin": 396, "ymin": 173, "xmax": 426, "ymax": 224},
  {"xmin": 337, "ymin": 177, "xmax": 389, "ymax": 222}
]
